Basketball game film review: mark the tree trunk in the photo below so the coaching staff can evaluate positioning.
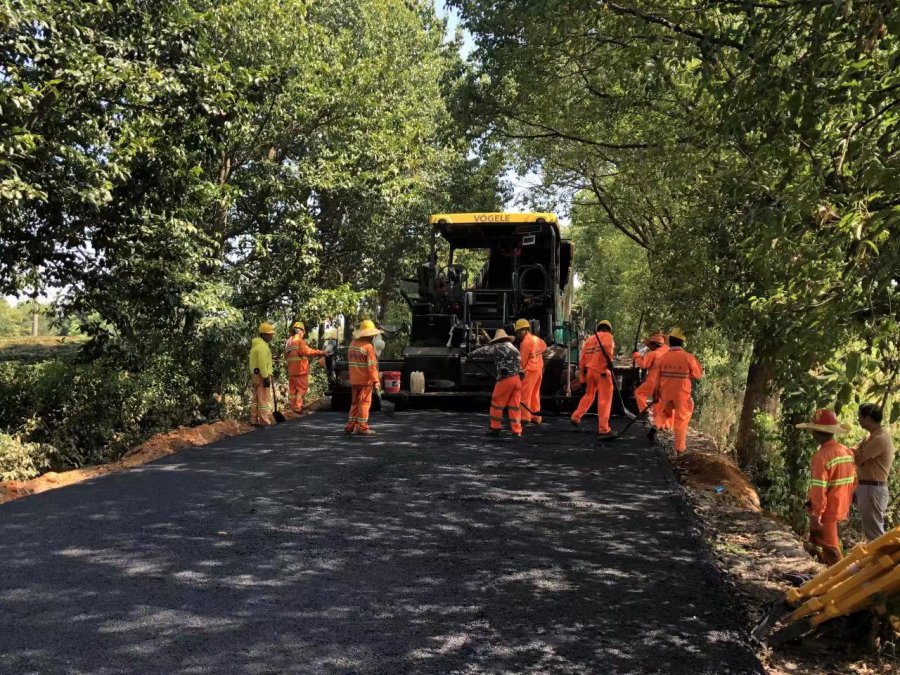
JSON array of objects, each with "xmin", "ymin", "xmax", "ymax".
[
  {"xmin": 31, "ymin": 310, "xmax": 39, "ymax": 337},
  {"xmin": 735, "ymin": 343, "xmax": 779, "ymax": 473}
]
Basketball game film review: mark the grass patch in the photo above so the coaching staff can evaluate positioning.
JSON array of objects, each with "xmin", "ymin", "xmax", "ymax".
[{"xmin": 0, "ymin": 337, "xmax": 86, "ymax": 364}]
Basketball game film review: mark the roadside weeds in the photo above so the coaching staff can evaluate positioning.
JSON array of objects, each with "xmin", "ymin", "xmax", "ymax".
[{"xmin": 667, "ymin": 429, "xmax": 897, "ymax": 674}]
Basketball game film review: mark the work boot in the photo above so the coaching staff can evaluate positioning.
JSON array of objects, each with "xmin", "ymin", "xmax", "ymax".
[
  {"xmin": 486, "ymin": 428, "xmax": 502, "ymax": 437},
  {"xmin": 355, "ymin": 428, "xmax": 376, "ymax": 436},
  {"xmin": 570, "ymin": 417, "xmax": 580, "ymax": 427},
  {"xmin": 597, "ymin": 430, "xmax": 616, "ymax": 440},
  {"xmin": 647, "ymin": 427, "xmax": 657, "ymax": 444}
]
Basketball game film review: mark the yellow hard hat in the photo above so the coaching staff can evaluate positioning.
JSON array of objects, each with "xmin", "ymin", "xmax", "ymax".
[
  {"xmin": 291, "ymin": 321, "xmax": 305, "ymax": 330},
  {"xmin": 353, "ymin": 318, "xmax": 383, "ymax": 339},
  {"xmin": 596, "ymin": 319, "xmax": 612, "ymax": 330},
  {"xmin": 668, "ymin": 326, "xmax": 687, "ymax": 342},
  {"xmin": 258, "ymin": 322, "xmax": 276, "ymax": 334},
  {"xmin": 514, "ymin": 319, "xmax": 531, "ymax": 331}
]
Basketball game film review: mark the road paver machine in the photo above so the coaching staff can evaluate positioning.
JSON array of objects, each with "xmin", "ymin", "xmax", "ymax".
[{"xmin": 330, "ymin": 212, "xmax": 638, "ymax": 410}]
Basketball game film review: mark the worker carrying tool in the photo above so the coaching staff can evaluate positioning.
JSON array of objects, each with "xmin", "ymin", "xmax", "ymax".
[
  {"xmin": 284, "ymin": 322, "xmax": 325, "ymax": 415},
  {"xmin": 344, "ymin": 319, "xmax": 383, "ymax": 436},
  {"xmin": 515, "ymin": 318, "xmax": 546, "ymax": 425},
  {"xmin": 249, "ymin": 322, "xmax": 276, "ymax": 427},
  {"xmin": 797, "ymin": 409, "xmax": 857, "ymax": 565},
  {"xmin": 469, "ymin": 329, "xmax": 524, "ymax": 437},
  {"xmin": 571, "ymin": 320, "xmax": 616, "ymax": 438},
  {"xmin": 632, "ymin": 333, "xmax": 671, "ymax": 443}
]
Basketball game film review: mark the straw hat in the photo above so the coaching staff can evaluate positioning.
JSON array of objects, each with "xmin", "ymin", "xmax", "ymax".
[
  {"xmin": 490, "ymin": 328, "xmax": 514, "ymax": 343},
  {"xmin": 668, "ymin": 326, "xmax": 687, "ymax": 342},
  {"xmin": 796, "ymin": 409, "xmax": 851, "ymax": 435},
  {"xmin": 596, "ymin": 319, "xmax": 612, "ymax": 331},
  {"xmin": 353, "ymin": 319, "xmax": 384, "ymax": 339}
]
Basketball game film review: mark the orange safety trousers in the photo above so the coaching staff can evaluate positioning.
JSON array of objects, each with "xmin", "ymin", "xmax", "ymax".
[
  {"xmin": 490, "ymin": 375, "xmax": 522, "ymax": 434},
  {"xmin": 634, "ymin": 379, "xmax": 672, "ymax": 430},
  {"xmin": 520, "ymin": 370, "xmax": 543, "ymax": 423},
  {"xmin": 345, "ymin": 384, "xmax": 373, "ymax": 433},
  {"xmin": 659, "ymin": 396, "xmax": 693, "ymax": 452},
  {"xmin": 288, "ymin": 373, "xmax": 310, "ymax": 413},
  {"xmin": 809, "ymin": 520, "xmax": 843, "ymax": 566},
  {"xmin": 250, "ymin": 374, "xmax": 274, "ymax": 426},
  {"xmin": 572, "ymin": 369, "xmax": 613, "ymax": 433}
]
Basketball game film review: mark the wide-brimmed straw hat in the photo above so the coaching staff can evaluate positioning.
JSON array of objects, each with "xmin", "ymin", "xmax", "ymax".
[
  {"xmin": 352, "ymin": 319, "xmax": 384, "ymax": 339},
  {"xmin": 490, "ymin": 328, "xmax": 514, "ymax": 343},
  {"xmin": 796, "ymin": 409, "xmax": 851, "ymax": 435}
]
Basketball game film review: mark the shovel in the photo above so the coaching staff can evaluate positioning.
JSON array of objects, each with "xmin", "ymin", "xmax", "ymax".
[
  {"xmin": 271, "ymin": 376, "xmax": 286, "ymax": 424},
  {"xmin": 373, "ymin": 387, "xmax": 395, "ymax": 417}
]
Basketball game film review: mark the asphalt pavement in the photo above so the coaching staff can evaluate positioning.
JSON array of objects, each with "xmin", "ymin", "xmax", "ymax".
[{"xmin": 0, "ymin": 411, "xmax": 763, "ymax": 674}]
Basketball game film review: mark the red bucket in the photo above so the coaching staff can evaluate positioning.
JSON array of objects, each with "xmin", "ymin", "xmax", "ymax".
[{"xmin": 382, "ymin": 371, "xmax": 401, "ymax": 394}]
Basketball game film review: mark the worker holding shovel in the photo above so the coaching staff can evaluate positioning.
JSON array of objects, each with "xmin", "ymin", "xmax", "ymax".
[{"xmin": 571, "ymin": 320, "xmax": 616, "ymax": 438}]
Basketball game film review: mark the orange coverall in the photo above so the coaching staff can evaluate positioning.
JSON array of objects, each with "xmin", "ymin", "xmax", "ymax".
[
  {"xmin": 345, "ymin": 339, "xmax": 379, "ymax": 434},
  {"xmin": 646, "ymin": 347, "xmax": 703, "ymax": 452},
  {"xmin": 807, "ymin": 439, "xmax": 857, "ymax": 564},
  {"xmin": 572, "ymin": 332, "xmax": 615, "ymax": 434},
  {"xmin": 519, "ymin": 333, "xmax": 547, "ymax": 424},
  {"xmin": 491, "ymin": 375, "xmax": 523, "ymax": 434},
  {"xmin": 633, "ymin": 345, "xmax": 671, "ymax": 430},
  {"xmin": 284, "ymin": 335, "xmax": 324, "ymax": 413}
]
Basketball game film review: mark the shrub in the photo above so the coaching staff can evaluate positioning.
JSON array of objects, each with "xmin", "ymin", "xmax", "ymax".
[{"xmin": 0, "ymin": 432, "xmax": 58, "ymax": 481}]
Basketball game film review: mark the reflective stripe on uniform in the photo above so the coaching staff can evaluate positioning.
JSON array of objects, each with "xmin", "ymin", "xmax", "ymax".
[
  {"xmin": 810, "ymin": 479, "xmax": 828, "ymax": 487},
  {"xmin": 828, "ymin": 476, "xmax": 856, "ymax": 487},
  {"xmin": 826, "ymin": 455, "xmax": 855, "ymax": 469}
]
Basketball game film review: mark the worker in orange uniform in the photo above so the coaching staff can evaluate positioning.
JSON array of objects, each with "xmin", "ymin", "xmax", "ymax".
[
  {"xmin": 571, "ymin": 320, "xmax": 616, "ymax": 438},
  {"xmin": 249, "ymin": 322, "xmax": 276, "ymax": 426},
  {"xmin": 796, "ymin": 409, "xmax": 857, "ymax": 565},
  {"xmin": 344, "ymin": 319, "xmax": 383, "ymax": 436},
  {"xmin": 515, "ymin": 318, "xmax": 546, "ymax": 425},
  {"xmin": 646, "ymin": 327, "xmax": 702, "ymax": 453},
  {"xmin": 284, "ymin": 322, "xmax": 325, "ymax": 415},
  {"xmin": 469, "ymin": 329, "xmax": 523, "ymax": 437},
  {"xmin": 632, "ymin": 333, "xmax": 670, "ymax": 443}
]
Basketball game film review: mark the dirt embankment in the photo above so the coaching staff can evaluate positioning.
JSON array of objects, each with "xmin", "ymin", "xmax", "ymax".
[
  {"xmin": 666, "ymin": 429, "xmax": 895, "ymax": 675},
  {"xmin": 0, "ymin": 419, "xmax": 253, "ymax": 504}
]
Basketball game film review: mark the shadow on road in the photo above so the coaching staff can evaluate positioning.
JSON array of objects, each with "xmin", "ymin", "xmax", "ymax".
[{"xmin": 0, "ymin": 412, "xmax": 762, "ymax": 674}]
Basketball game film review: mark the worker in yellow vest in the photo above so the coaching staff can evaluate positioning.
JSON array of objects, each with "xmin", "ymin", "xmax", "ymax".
[
  {"xmin": 249, "ymin": 322, "xmax": 276, "ymax": 426},
  {"xmin": 284, "ymin": 322, "xmax": 325, "ymax": 414}
]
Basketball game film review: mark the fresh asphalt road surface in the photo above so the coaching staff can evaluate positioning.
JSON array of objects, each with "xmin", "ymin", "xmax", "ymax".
[{"xmin": 1, "ymin": 411, "xmax": 763, "ymax": 674}]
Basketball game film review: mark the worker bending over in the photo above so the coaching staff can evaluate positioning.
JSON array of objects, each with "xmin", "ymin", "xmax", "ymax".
[
  {"xmin": 515, "ymin": 319, "xmax": 546, "ymax": 425},
  {"xmin": 571, "ymin": 320, "xmax": 616, "ymax": 438},
  {"xmin": 646, "ymin": 327, "xmax": 702, "ymax": 453},
  {"xmin": 284, "ymin": 322, "xmax": 325, "ymax": 415},
  {"xmin": 797, "ymin": 409, "xmax": 857, "ymax": 565},
  {"xmin": 249, "ymin": 322, "xmax": 276, "ymax": 426},
  {"xmin": 469, "ymin": 329, "xmax": 523, "ymax": 437},
  {"xmin": 632, "ymin": 333, "xmax": 670, "ymax": 442},
  {"xmin": 345, "ymin": 319, "xmax": 383, "ymax": 436}
]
